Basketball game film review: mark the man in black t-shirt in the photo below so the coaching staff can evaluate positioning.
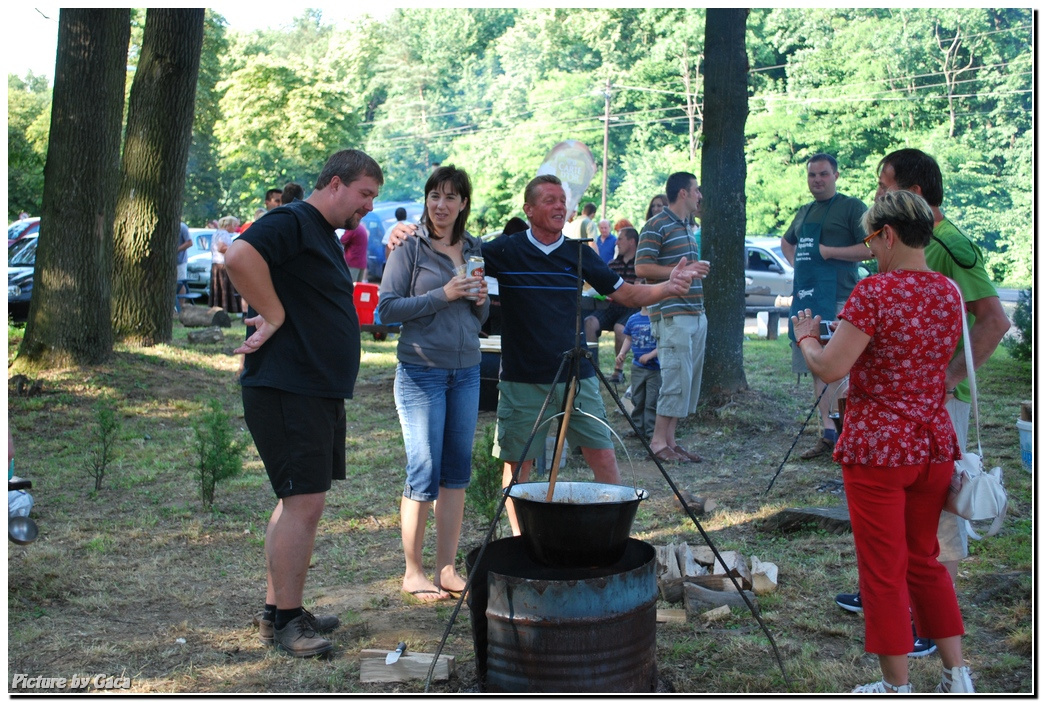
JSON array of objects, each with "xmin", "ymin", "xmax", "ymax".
[{"xmin": 226, "ymin": 149, "xmax": 382, "ymax": 659}]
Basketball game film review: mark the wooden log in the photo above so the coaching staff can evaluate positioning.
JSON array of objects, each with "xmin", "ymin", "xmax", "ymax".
[
  {"xmin": 687, "ymin": 573, "xmax": 750, "ymax": 592},
  {"xmin": 702, "ymin": 605, "xmax": 731, "ymax": 622},
  {"xmin": 659, "ymin": 543, "xmax": 681, "ymax": 580},
  {"xmin": 760, "ymin": 506, "xmax": 852, "ymax": 535},
  {"xmin": 659, "ymin": 578, "xmax": 684, "ymax": 604},
  {"xmin": 656, "ymin": 608, "xmax": 687, "ymax": 624},
  {"xmin": 683, "ymin": 582, "xmax": 759, "ymax": 616},
  {"xmin": 711, "ymin": 551, "xmax": 751, "ymax": 589},
  {"xmin": 672, "ymin": 490, "xmax": 717, "ymax": 515},
  {"xmin": 750, "ymin": 556, "xmax": 779, "ymax": 594},
  {"xmin": 687, "ymin": 545, "xmax": 716, "ymax": 566},
  {"xmin": 180, "ymin": 305, "xmax": 232, "ymax": 328},
  {"xmin": 359, "ymin": 650, "xmax": 454, "ymax": 683},
  {"xmin": 187, "ymin": 327, "xmax": 224, "ymax": 344},
  {"xmin": 680, "ymin": 545, "xmax": 708, "ymax": 578}
]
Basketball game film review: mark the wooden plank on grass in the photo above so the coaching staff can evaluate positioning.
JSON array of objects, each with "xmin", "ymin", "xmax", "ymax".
[
  {"xmin": 359, "ymin": 650, "xmax": 454, "ymax": 683},
  {"xmin": 760, "ymin": 506, "xmax": 852, "ymax": 535},
  {"xmin": 656, "ymin": 608, "xmax": 687, "ymax": 624}
]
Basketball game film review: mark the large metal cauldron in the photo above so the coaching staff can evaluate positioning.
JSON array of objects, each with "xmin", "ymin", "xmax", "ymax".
[
  {"xmin": 466, "ymin": 537, "xmax": 657, "ymax": 693},
  {"xmin": 507, "ymin": 481, "xmax": 647, "ymax": 568}
]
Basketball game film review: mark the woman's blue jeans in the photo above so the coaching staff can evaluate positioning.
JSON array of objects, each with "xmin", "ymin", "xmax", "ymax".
[{"xmin": 394, "ymin": 362, "xmax": 480, "ymax": 502}]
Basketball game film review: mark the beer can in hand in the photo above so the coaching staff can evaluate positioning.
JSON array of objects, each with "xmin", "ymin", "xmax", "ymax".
[{"xmin": 465, "ymin": 255, "xmax": 484, "ymax": 300}]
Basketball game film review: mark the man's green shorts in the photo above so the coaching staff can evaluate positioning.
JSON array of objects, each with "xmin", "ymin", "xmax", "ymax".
[{"xmin": 492, "ymin": 379, "xmax": 614, "ymax": 463}]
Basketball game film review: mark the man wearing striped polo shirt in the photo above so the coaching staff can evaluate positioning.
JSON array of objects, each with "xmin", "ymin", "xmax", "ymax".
[{"xmin": 635, "ymin": 172, "xmax": 711, "ymax": 463}]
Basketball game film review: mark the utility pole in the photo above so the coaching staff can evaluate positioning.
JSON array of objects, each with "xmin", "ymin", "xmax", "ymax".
[{"xmin": 600, "ymin": 78, "xmax": 611, "ymax": 219}]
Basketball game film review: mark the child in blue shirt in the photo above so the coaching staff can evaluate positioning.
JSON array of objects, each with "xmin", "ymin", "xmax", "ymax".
[{"xmin": 616, "ymin": 307, "xmax": 660, "ymax": 440}]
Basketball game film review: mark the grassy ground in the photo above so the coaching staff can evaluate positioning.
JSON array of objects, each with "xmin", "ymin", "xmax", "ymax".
[{"xmin": 6, "ymin": 319, "xmax": 1033, "ymax": 693}]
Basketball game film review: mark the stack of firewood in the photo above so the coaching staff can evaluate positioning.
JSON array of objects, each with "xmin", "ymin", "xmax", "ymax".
[{"xmin": 654, "ymin": 543, "xmax": 779, "ymax": 623}]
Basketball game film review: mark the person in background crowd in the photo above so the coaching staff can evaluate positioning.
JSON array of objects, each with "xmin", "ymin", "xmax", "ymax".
[
  {"xmin": 501, "ymin": 216, "xmax": 528, "ymax": 237},
  {"xmin": 377, "ymin": 165, "xmax": 488, "ymax": 602},
  {"xmin": 594, "ymin": 218, "xmax": 616, "ymax": 264},
  {"xmin": 792, "ymin": 190, "xmax": 973, "ymax": 694},
  {"xmin": 585, "ymin": 226, "xmax": 641, "ymax": 383},
  {"xmin": 264, "ymin": 188, "xmax": 283, "ymax": 210},
  {"xmin": 239, "ymin": 208, "xmax": 267, "ymax": 234},
  {"xmin": 339, "ymin": 223, "xmax": 368, "ymax": 282},
  {"xmin": 644, "ymin": 194, "xmax": 667, "ymax": 225},
  {"xmin": 781, "ymin": 153, "xmax": 871, "ymax": 459},
  {"xmin": 282, "ymin": 183, "xmax": 304, "ymax": 205},
  {"xmin": 613, "ymin": 218, "xmax": 633, "ymax": 235},
  {"xmin": 225, "ymin": 149, "xmax": 383, "ymax": 658},
  {"xmin": 212, "ymin": 216, "xmax": 243, "ymax": 313},
  {"xmin": 567, "ymin": 202, "xmax": 597, "ymax": 241},
  {"xmin": 175, "ymin": 222, "xmax": 192, "ymax": 313},
  {"xmin": 617, "ymin": 305, "xmax": 660, "ymax": 441}
]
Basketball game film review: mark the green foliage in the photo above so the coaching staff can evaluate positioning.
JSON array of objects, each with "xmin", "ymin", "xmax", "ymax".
[
  {"xmin": 192, "ymin": 398, "xmax": 246, "ymax": 508},
  {"xmin": 182, "ymin": 11, "xmax": 229, "ymax": 226},
  {"xmin": 7, "ymin": 73, "xmax": 51, "ymax": 220},
  {"xmin": 466, "ymin": 424, "xmax": 505, "ymax": 536},
  {"xmin": 7, "ymin": 8, "xmax": 1032, "ymax": 284},
  {"xmin": 84, "ymin": 399, "xmax": 119, "ymax": 492},
  {"xmin": 1002, "ymin": 288, "xmax": 1032, "ymax": 362}
]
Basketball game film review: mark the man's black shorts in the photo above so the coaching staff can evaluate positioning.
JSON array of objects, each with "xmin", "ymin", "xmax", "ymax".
[
  {"xmin": 242, "ymin": 386, "xmax": 346, "ymax": 498},
  {"xmin": 590, "ymin": 304, "xmax": 638, "ymax": 333}
]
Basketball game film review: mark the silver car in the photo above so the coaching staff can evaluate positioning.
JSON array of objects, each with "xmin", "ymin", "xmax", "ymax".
[
  {"xmin": 184, "ymin": 229, "xmax": 220, "ymax": 299},
  {"xmin": 745, "ymin": 237, "xmax": 794, "ymax": 308}
]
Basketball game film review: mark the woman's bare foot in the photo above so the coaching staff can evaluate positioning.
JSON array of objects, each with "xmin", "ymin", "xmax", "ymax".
[
  {"xmin": 434, "ymin": 567, "xmax": 467, "ymax": 594},
  {"xmin": 402, "ymin": 574, "xmax": 447, "ymax": 602}
]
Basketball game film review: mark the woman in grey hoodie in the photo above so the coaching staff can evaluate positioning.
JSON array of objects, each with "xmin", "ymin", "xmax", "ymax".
[{"xmin": 377, "ymin": 166, "xmax": 489, "ymax": 602}]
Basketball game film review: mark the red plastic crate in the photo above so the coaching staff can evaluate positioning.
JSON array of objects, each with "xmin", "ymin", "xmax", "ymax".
[{"xmin": 353, "ymin": 282, "xmax": 379, "ymax": 326}]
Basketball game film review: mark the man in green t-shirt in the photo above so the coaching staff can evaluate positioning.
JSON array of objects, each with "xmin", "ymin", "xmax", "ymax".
[
  {"xmin": 781, "ymin": 153, "xmax": 872, "ymax": 459},
  {"xmin": 833, "ymin": 148, "xmax": 1011, "ymax": 659},
  {"xmin": 878, "ymin": 148, "xmax": 1011, "ymax": 571}
]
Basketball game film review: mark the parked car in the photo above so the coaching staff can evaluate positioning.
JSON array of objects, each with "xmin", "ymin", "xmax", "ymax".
[
  {"xmin": 8, "ymin": 217, "xmax": 40, "ymax": 248},
  {"xmin": 362, "ymin": 201, "xmax": 424, "ymax": 282},
  {"xmin": 8, "ymin": 233, "xmax": 38, "ymax": 322},
  {"xmin": 745, "ymin": 237, "xmax": 794, "ymax": 308},
  {"xmin": 183, "ymin": 229, "xmax": 220, "ymax": 300}
]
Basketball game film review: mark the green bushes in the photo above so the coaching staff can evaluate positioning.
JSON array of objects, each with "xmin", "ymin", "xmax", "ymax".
[
  {"xmin": 84, "ymin": 399, "xmax": 119, "ymax": 492},
  {"xmin": 1002, "ymin": 288, "xmax": 1032, "ymax": 362},
  {"xmin": 193, "ymin": 398, "xmax": 246, "ymax": 508}
]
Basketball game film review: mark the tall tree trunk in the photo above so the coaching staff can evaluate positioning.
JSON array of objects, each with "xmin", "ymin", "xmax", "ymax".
[
  {"xmin": 700, "ymin": 8, "xmax": 749, "ymax": 399},
  {"xmin": 112, "ymin": 9, "xmax": 205, "ymax": 344},
  {"xmin": 15, "ymin": 9, "xmax": 131, "ymax": 369}
]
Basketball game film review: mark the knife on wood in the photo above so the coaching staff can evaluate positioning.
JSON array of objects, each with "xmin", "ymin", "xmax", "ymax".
[{"xmin": 385, "ymin": 641, "xmax": 406, "ymax": 664}]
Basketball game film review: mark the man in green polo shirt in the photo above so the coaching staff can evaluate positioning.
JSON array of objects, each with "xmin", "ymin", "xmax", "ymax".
[
  {"xmin": 875, "ymin": 150, "xmax": 1009, "ymax": 578},
  {"xmin": 781, "ymin": 153, "xmax": 872, "ymax": 459},
  {"xmin": 832, "ymin": 148, "xmax": 1011, "ymax": 665}
]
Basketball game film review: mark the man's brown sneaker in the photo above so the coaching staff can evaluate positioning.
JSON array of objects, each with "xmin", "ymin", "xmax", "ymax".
[
  {"xmin": 799, "ymin": 436, "xmax": 834, "ymax": 460},
  {"xmin": 272, "ymin": 611, "xmax": 335, "ymax": 657},
  {"xmin": 259, "ymin": 609, "xmax": 339, "ymax": 647}
]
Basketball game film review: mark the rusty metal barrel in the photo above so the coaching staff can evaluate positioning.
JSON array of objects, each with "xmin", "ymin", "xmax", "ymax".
[{"xmin": 466, "ymin": 537, "xmax": 657, "ymax": 693}]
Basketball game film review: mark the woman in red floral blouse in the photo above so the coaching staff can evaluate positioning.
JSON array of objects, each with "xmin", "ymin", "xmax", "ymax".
[{"xmin": 792, "ymin": 190, "xmax": 974, "ymax": 694}]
